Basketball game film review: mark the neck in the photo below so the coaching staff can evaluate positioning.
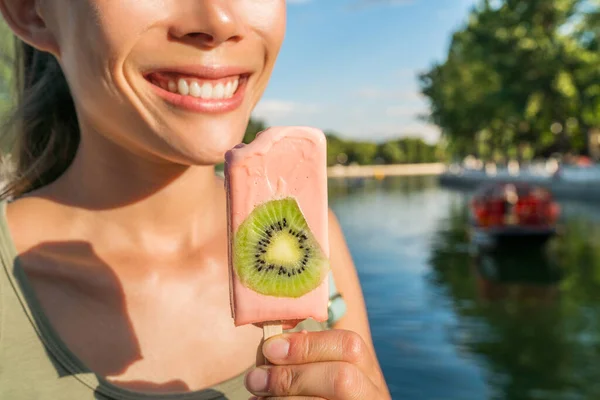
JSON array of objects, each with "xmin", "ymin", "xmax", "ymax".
[{"xmin": 43, "ymin": 129, "xmax": 224, "ymax": 247}]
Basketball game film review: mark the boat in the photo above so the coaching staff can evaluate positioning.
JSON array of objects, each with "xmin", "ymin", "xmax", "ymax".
[{"xmin": 469, "ymin": 182, "xmax": 560, "ymax": 250}]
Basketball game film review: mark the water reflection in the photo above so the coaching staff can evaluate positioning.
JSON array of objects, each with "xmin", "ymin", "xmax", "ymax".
[
  {"xmin": 330, "ymin": 176, "xmax": 600, "ymax": 399},
  {"xmin": 428, "ymin": 191, "xmax": 600, "ymax": 400},
  {"xmin": 328, "ymin": 175, "xmax": 438, "ymax": 201},
  {"xmin": 473, "ymin": 249, "xmax": 561, "ymax": 305}
]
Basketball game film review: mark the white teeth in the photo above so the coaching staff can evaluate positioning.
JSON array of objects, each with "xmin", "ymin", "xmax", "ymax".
[
  {"xmin": 189, "ymin": 81, "xmax": 202, "ymax": 97},
  {"xmin": 201, "ymin": 82, "xmax": 213, "ymax": 99},
  {"xmin": 214, "ymin": 83, "xmax": 225, "ymax": 99},
  {"xmin": 224, "ymin": 81, "xmax": 233, "ymax": 98},
  {"xmin": 177, "ymin": 79, "xmax": 189, "ymax": 96},
  {"xmin": 161, "ymin": 77, "xmax": 240, "ymax": 99}
]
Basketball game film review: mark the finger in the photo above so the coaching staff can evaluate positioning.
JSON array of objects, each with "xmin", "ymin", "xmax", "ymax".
[
  {"xmin": 245, "ymin": 362, "xmax": 375, "ymax": 400},
  {"xmin": 262, "ymin": 330, "xmax": 374, "ymax": 370}
]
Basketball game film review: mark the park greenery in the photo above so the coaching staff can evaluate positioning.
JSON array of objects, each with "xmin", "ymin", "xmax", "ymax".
[
  {"xmin": 0, "ymin": 18, "xmax": 14, "ymax": 117},
  {"xmin": 420, "ymin": 0, "xmax": 600, "ymax": 161}
]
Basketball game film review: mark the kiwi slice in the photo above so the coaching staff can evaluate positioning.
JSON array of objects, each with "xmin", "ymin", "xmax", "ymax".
[{"xmin": 233, "ymin": 197, "xmax": 329, "ymax": 298}]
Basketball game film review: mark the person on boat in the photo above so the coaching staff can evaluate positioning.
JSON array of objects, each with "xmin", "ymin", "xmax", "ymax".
[{"xmin": 0, "ymin": 1, "xmax": 391, "ymax": 399}]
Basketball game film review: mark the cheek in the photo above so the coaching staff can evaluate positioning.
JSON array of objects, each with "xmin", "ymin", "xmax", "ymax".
[
  {"xmin": 53, "ymin": 1, "xmax": 163, "ymax": 112},
  {"xmin": 91, "ymin": 0, "xmax": 165, "ymax": 45},
  {"xmin": 56, "ymin": 0, "xmax": 162, "ymax": 72},
  {"xmin": 241, "ymin": 0, "xmax": 286, "ymax": 49}
]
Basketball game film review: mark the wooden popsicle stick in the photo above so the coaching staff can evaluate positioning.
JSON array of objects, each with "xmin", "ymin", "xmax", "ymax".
[
  {"xmin": 256, "ymin": 322, "xmax": 283, "ymax": 366},
  {"xmin": 263, "ymin": 322, "xmax": 283, "ymax": 340}
]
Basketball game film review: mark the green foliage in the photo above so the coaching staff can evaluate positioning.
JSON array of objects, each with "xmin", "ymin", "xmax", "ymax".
[
  {"xmin": 325, "ymin": 132, "xmax": 439, "ymax": 166},
  {"xmin": 420, "ymin": 0, "xmax": 600, "ymax": 160},
  {"xmin": 0, "ymin": 18, "xmax": 15, "ymax": 116},
  {"xmin": 379, "ymin": 142, "xmax": 405, "ymax": 164},
  {"xmin": 324, "ymin": 132, "xmax": 348, "ymax": 165},
  {"xmin": 246, "ymin": 123, "xmax": 441, "ymax": 167},
  {"xmin": 243, "ymin": 118, "xmax": 267, "ymax": 144},
  {"xmin": 346, "ymin": 141, "xmax": 378, "ymax": 165}
]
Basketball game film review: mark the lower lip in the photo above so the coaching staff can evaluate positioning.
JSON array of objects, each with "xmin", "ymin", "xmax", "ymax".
[{"xmin": 148, "ymin": 77, "xmax": 248, "ymax": 113}]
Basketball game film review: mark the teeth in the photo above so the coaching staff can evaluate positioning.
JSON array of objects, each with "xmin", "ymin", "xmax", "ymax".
[
  {"xmin": 225, "ymin": 81, "xmax": 233, "ymax": 98},
  {"xmin": 177, "ymin": 79, "xmax": 189, "ymax": 96},
  {"xmin": 201, "ymin": 82, "xmax": 213, "ymax": 99},
  {"xmin": 189, "ymin": 81, "xmax": 202, "ymax": 97},
  {"xmin": 214, "ymin": 83, "xmax": 225, "ymax": 99},
  {"xmin": 161, "ymin": 77, "xmax": 240, "ymax": 99}
]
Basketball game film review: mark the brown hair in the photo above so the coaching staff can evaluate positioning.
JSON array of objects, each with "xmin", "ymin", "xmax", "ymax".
[{"xmin": 1, "ymin": 39, "xmax": 79, "ymax": 198}]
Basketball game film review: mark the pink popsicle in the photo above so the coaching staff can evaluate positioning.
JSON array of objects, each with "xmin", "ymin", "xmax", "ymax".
[{"xmin": 225, "ymin": 126, "xmax": 330, "ymax": 327}]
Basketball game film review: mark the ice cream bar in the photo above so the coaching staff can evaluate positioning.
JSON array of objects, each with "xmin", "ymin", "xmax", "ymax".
[{"xmin": 225, "ymin": 127, "xmax": 330, "ymax": 330}]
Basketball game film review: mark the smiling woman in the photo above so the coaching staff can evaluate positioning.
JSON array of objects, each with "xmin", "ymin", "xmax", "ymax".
[{"xmin": 0, "ymin": 1, "xmax": 390, "ymax": 399}]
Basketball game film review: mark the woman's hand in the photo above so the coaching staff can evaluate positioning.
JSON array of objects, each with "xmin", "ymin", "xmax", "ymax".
[{"xmin": 245, "ymin": 330, "xmax": 390, "ymax": 400}]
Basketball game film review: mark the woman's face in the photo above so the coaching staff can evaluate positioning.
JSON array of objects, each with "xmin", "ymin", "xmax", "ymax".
[{"xmin": 39, "ymin": 0, "xmax": 286, "ymax": 164}]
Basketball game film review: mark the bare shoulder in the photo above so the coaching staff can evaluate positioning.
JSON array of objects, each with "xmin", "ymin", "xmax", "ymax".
[
  {"xmin": 5, "ymin": 196, "xmax": 68, "ymax": 255},
  {"xmin": 6, "ymin": 197, "xmax": 43, "ymax": 252}
]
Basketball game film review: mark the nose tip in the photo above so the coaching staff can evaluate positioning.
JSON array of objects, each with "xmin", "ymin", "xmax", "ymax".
[{"xmin": 170, "ymin": 3, "xmax": 244, "ymax": 48}]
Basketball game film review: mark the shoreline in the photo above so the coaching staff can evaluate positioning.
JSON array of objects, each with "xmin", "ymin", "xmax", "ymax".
[
  {"xmin": 440, "ymin": 172, "xmax": 600, "ymax": 202},
  {"xmin": 327, "ymin": 163, "xmax": 445, "ymax": 178}
]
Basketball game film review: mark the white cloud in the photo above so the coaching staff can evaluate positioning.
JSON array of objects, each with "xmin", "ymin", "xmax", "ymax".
[
  {"xmin": 251, "ymin": 88, "xmax": 439, "ymax": 143},
  {"xmin": 396, "ymin": 68, "xmax": 420, "ymax": 78},
  {"xmin": 356, "ymin": 87, "xmax": 424, "ymax": 101},
  {"xmin": 385, "ymin": 104, "xmax": 427, "ymax": 117},
  {"xmin": 252, "ymin": 99, "xmax": 323, "ymax": 120},
  {"xmin": 355, "ymin": 122, "xmax": 441, "ymax": 143},
  {"xmin": 352, "ymin": 86, "xmax": 428, "ymax": 118}
]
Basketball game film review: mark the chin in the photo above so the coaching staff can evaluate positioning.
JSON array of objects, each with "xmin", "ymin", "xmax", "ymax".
[{"xmin": 163, "ymin": 121, "xmax": 249, "ymax": 166}]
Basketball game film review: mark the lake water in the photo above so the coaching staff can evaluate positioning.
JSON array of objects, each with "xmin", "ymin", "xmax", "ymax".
[{"xmin": 329, "ymin": 176, "xmax": 600, "ymax": 400}]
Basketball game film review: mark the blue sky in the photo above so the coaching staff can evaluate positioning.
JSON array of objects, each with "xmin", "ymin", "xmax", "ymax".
[{"xmin": 253, "ymin": 0, "xmax": 477, "ymax": 143}]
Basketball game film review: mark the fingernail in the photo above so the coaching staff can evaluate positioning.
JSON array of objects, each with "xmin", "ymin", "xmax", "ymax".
[
  {"xmin": 245, "ymin": 367, "xmax": 269, "ymax": 394},
  {"xmin": 263, "ymin": 338, "xmax": 290, "ymax": 361}
]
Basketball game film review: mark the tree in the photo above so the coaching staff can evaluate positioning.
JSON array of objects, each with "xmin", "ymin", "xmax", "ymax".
[
  {"xmin": 345, "ymin": 141, "xmax": 378, "ymax": 165},
  {"xmin": 0, "ymin": 18, "xmax": 15, "ymax": 116},
  {"xmin": 378, "ymin": 142, "xmax": 405, "ymax": 164},
  {"xmin": 243, "ymin": 118, "xmax": 267, "ymax": 144},
  {"xmin": 419, "ymin": 0, "xmax": 599, "ymax": 159},
  {"xmin": 324, "ymin": 132, "xmax": 348, "ymax": 166}
]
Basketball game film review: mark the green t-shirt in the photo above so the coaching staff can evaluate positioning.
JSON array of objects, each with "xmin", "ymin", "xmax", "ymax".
[{"xmin": 0, "ymin": 201, "xmax": 327, "ymax": 399}]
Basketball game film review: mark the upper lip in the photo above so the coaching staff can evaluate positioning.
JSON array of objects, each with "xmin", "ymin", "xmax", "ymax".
[{"xmin": 143, "ymin": 65, "xmax": 252, "ymax": 80}]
